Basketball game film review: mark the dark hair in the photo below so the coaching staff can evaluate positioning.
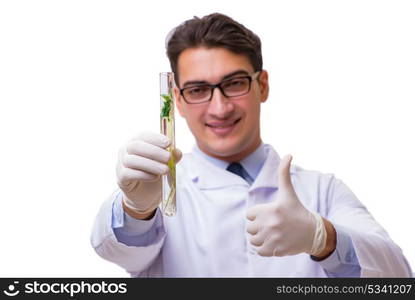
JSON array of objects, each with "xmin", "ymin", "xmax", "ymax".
[{"xmin": 166, "ymin": 13, "xmax": 263, "ymax": 86}]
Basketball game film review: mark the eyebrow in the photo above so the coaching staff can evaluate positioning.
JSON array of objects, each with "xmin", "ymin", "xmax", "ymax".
[{"xmin": 182, "ymin": 69, "xmax": 250, "ymax": 87}]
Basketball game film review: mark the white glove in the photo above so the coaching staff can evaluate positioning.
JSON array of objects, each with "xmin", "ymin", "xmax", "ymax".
[
  {"xmin": 116, "ymin": 131, "xmax": 182, "ymax": 215},
  {"xmin": 246, "ymin": 155, "xmax": 327, "ymax": 257}
]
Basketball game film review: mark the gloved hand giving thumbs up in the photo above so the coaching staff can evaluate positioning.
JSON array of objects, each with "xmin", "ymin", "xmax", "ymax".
[{"xmin": 246, "ymin": 155, "xmax": 332, "ymax": 257}]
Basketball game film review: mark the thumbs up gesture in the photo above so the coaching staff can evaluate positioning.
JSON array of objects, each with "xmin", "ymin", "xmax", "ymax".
[{"xmin": 246, "ymin": 155, "xmax": 327, "ymax": 257}]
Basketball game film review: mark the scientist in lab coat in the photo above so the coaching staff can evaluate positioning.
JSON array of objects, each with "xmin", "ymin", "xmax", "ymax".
[{"xmin": 91, "ymin": 13, "xmax": 412, "ymax": 277}]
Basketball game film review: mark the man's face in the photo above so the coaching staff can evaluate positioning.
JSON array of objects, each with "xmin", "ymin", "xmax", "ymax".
[{"xmin": 174, "ymin": 47, "xmax": 269, "ymax": 162}]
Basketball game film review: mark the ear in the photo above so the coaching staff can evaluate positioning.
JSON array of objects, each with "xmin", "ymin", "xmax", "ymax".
[
  {"xmin": 174, "ymin": 86, "xmax": 185, "ymax": 117},
  {"xmin": 258, "ymin": 70, "xmax": 269, "ymax": 103}
]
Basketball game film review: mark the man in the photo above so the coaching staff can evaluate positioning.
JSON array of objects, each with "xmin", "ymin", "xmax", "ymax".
[{"xmin": 90, "ymin": 13, "xmax": 412, "ymax": 277}]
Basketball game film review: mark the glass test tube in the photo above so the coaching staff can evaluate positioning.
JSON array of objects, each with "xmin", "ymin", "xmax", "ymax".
[{"xmin": 159, "ymin": 72, "xmax": 176, "ymax": 216}]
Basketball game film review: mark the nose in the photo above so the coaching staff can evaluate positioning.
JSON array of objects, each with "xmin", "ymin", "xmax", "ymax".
[{"xmin": 206, "ymin": 87, "xmax": 235, "ymax": 118}]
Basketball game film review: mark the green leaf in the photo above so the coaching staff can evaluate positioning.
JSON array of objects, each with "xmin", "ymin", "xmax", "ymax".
[{"xmin": 161, "ymin": 94, "xmax": 172, "ymax": 118}]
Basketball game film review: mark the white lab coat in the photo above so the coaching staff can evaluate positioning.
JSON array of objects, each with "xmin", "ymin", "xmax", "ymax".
[{"xmin": 91, "ymin": 145, "xmax": 412, "ymax": 277}]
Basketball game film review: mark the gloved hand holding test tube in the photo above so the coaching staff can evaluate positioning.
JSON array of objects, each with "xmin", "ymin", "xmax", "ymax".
[{"xmin": 160, "ymin": 72, "xmax": 176, "ymax": 216}]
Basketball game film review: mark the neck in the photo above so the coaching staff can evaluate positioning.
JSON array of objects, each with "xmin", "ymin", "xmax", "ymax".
[{"xmin": 199, "ymin": 139, "xmax": 262, "ymax": 163}]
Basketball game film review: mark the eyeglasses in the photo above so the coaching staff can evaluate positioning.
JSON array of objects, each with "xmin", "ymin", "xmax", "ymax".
[{"xmin": 179, "ymin": 71, "xmax": 261, "ymax": 104}]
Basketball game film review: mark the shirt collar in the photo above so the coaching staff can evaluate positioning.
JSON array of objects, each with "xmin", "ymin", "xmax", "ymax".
[{"xmin": 239, "ymin": 143, "xmax": 267, "ymax": 181}]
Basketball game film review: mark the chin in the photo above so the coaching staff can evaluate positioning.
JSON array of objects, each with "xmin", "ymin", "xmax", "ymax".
[{"xmin": 204, "ymin": 140, "xmax": 246, "ymax": 158}]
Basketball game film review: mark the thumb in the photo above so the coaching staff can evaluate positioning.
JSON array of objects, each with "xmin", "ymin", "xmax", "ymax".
[
  {"xmin": 278, "ymin": 154, "xmax": 294, "ymax": 190},
  {"xmin": 172, "ymin": 148, "xmax": 183, "ymax": 164}
]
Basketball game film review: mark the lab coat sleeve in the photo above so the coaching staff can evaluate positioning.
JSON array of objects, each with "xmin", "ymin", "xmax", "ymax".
[
  {"xmin": 327, "ymin": 178, "xmax": 412, "ymax": 277},
  {"xmin": 90, "ymin": 190, "xmax": 166, "ymax": 276}
]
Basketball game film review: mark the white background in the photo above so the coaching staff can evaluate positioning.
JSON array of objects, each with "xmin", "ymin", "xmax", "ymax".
[{"xmin": 0, "ymin": 0, "xmax": 414, "ymax": 277}]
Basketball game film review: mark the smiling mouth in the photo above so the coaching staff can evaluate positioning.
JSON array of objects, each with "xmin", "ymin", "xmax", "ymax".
[{"xmin": 206, "ymin": 118, "xmax": 241, "ymax": 128}]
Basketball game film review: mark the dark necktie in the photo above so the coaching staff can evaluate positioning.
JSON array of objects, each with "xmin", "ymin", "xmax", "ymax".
[{"xmin": 226, "ymin": 162, "xmax": 247, "ymax": 181}]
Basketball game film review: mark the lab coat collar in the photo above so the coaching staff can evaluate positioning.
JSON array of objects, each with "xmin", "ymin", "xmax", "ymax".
[
  {"xmin": 188, "ymin": 144, "xmax": 285, "ymax": 190},
  {"xmin": 188, "ymin": 151, "xmax": 249, "ymax": 189}
]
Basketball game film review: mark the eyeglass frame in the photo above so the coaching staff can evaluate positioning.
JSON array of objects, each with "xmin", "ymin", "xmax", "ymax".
[{"xmin": 178, "ymin": 71, "xmax": 262, "ymax": 104}]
